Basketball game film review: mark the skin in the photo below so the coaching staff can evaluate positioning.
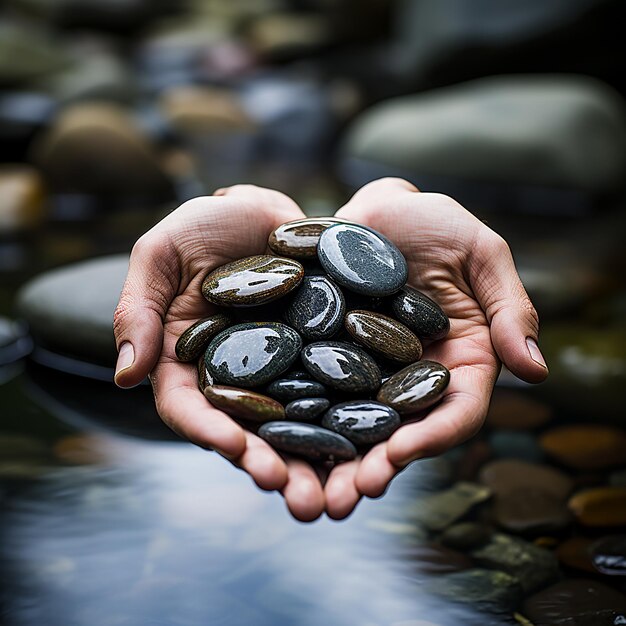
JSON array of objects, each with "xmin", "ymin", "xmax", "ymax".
[{"xmin": 113, "ymin": 178, "xmax": 548, "ymax": 522}]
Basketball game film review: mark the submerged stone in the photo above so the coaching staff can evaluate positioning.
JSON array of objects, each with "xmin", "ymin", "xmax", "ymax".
[
  {"xmin": 268, "ymin": 217, "xmax": 352, "ymax": 259},
  {"xmin": 322, "ymin": 400, "xmax": 401, "ymax": 445},
  {"xmin": 391, "ymin": 285, "xmax": 450, "ymax": 340},
  {"xmin": 175, "ymin": 313, "xmax": 232, "ymax": 362},
  {"xmin": 204, "ymin": 385, "xmax": 285, "ymax": 422},
  {"xmin": 284, "ymin": 398, "xmax": 330, "ymax": 421},
  {"xmin": 265, "ymin": 378, "xmax": 327, "ymax": 402}
]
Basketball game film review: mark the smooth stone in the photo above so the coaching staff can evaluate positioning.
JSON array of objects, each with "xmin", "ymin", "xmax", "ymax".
[
  {"xmin": 204, "ymin": 385, "xmax": 284, "ymax": 423},
  {"xmin": 406, "ymin": 542, "xmax": 472, "ymax": 575},
  {"xmin": 204, "ymin": 322, "xmax": 302, "ymax": 388},
  {"xmin": 322, "ymin": 400, "xmax": 401, "ymax": 446},
  {"xmin": 284, "ymin": 398, "xmax": 330, "ymax": 421},
  {"xmin": 344, "ymin": 310, "xmax": 422, "ymax": 363},
  {"xmin": 202, "ymin": 255, "xmax": 304, "ymax": 307},
  {"xmin": 568, "ymin": 487, "xmax": 626, "ymax": 527},
  {"xmin": 284, "ymin": 275, "xmax": 345, "ymax": 340},
  {"xmin": 523, "ymin": 579, "xmax": 626, "ymax": 626},
  {"xmin": 489, "ymin": 430, "xmax": 544, "ymax": 462},
  {"xmin": 197, "ymin": 355, "xmax": 213, "ymax": 392},
  {"xmin": 486, "ymin": 390, "xmax": 553, "ymax": 430},
  {"xmin": 282, "ymin": 369, "xmax": 310, "ymax": 380},
  {"xmin": 440, "ymin": 522, "xmax": 493, "ymax": 551},
  {"xmin": 590, "ymin": 535, "xmax": 626, "ymax": 576},
  {"xmin": 555, "ymin": 537, "xmax": 597, "ymax": 574},
  {"xmin": 257, "ymin": 421, "xmax": 357, "ymax": 463},
  {"xmin": 175, "ymin": 314, "xmax": 232, "ymax": 362},
  {"xmin": 268, "ymin": 217, "xmax": 353, "ymax": 260},
  {"xmin": 377, "ymin": 360, "xmax": 450, "ymax": 415},
  {"xmin": 540, "ymin": 424, "xmax": 626, "ymax": 470},
  {"xmin": 0, "ymin": 166, "xmax": 46, "ymax": 234},
  {"xmin": 265, "ymin": 378, "xmax": 327, "ymax": 402},
  {"xmin": 300, "ymin": 341, "xmax": 381, "ymax": 394},
  {"xmin": 317, "ymin": 223, "xmax": 408, "ymax": 297},
  {"xmin": 391, "ymin": 286, "xmax": 449, "ymax": 341}
]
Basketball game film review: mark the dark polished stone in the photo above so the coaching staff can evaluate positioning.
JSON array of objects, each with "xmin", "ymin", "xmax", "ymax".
[
  {"xmin": 201, "ymin": 255, "xmax": 304, "ymax": 307},
  {"xmin": 197, "ymin": 354, "xmax": 213, "ymax": 392},
  {"xmin": 204, "ymin": 385, "xmax": 285, "ymax": 422},
  {"xmin": 284, "ymin": 398, "xmax": 330, "ymax": 421},
  {"xmin": 317, "ymin": 223, "xmax": 408, "ymax": 296},
  {"xmin": 391, "ymin": 285, "xmax": 450, "ymax": 340},
  {"xmin": 284, "ymin": 275, "xmax": 345, "ymax": 340},
  {"xmin": 257, "ymin": 421, "xmax": 357, "ymax": 462},
  {"xmin": 590, "ymin": 535, "xmax": 626, "ymax": 576},
  {"xmin": 377, "ymin": 360, "xmax": 449, "ymax": 414},
  {"xmin": 175, "ymin": 313, "xmax": 232, "ymax": 362},
  {"xmin": 265, "ymin": 378, "xmax": 327, "ymax": 402},
  {"xmin": 344, "ymin": 309, "xmax": 422, "ymax": 363},
  {"xmin": 440, "ymin": 522, "xmax": 492, "ymax": 551},
  {"xmin": 322, "ymin": 400, "xmax": 400, "ymax": 445},
  {"xmin": 205, "ymin": 322, "xmax": 302, "ymax": 388},
  {"xmin": 301, "ymin": 340, "xmax": 381, "ymax": 394}
]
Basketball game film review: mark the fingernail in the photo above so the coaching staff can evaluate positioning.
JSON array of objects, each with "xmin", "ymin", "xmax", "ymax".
[
  {"xmin": 526, "ymin": 337, "xmax": 547, "ymax": 369},
  {"xmin": 115, "ymin": 342, "xmax": 134, "ymax": 381}
]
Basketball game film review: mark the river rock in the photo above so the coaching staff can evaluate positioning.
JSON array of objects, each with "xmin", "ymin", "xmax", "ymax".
[
  {"xmin": 322, "ymin": 400, "xmax": 401, "ymax": 446},
  {"xmin": 317, "ymin": 223, "xmax": 408, "ymax": 297},
  {"xmin": 284, "ymin": 275, "xmax": 345, "ymax": 340},
  {"xmin": 390, "ymin": 286, "xmax": 449, "ymax": 341},
  {"xmin": 590, "ymin": 535, "xmax": 626, "ymax": 576},
  {"xmin": 284, "ymin": 398, "xmax": 330, "ymax": 421},
  {"xmin": 439, "ymin": 522, "xmax": 492, "ymax": 551},
  {"xmin": 265, "ymin": 378, "xmax": 327, "ymax": 402},
  {"xmin": 377, "ymin": 360, "xmax": 450, "ymax": 415},
  {"xmin": 204, "ymin": 322, "xmax": 302, "ymax": 388},
  {"xmin": 0, "ymin": 165, "xmax": 46, "ymax": 234},
  {"xmin": 175, "ymin": 314, "xmax": 232, "ymax": 362},
  {"xmin": 257, "ymin": 421, "xmax": 357, "ymax": 463},
  {"xmin": 204, "ymin": 385, "xmax": 285, "ymax": 423},
  {"xmin": 202, "ymin": 255, "xmax": 304, "ymax": 307},
  {"xmin": 197, "ymin": 355, "xmax": 213, "ymax": 392},
  {"xmin": 301, "ymin": 341, "xmax": 381, "ymax": 394},
  {"xmin": 486, "ymin": 390, "xmax": 553, "ymax": 430},
  {"xmin": 568, "ymin": 487, "xmax": 626, "ymax": 527},
  {"xmin": 407, "ymin": 542, "xmax": 473, "ymax": 575},
  {"xmin": 555, "ymin": 537, "xmax": 596, "ymax": 574},
  {"xmin": 344, "ymin": 310, "xmax": 422, "ymax": 363}
]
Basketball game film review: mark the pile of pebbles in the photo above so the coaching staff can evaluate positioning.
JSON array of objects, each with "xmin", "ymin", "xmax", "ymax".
[{"xmin": 175, "ymin": 217, "xmax": 450, "ymax": 463}]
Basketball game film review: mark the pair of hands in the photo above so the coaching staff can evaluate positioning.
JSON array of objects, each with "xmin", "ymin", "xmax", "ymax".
[{"xmin": 113, "ymin": 178, "xmax": 548, "ymax": 522}]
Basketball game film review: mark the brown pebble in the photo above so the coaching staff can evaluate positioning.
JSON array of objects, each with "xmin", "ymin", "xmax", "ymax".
[
  {"xmin": 568, "ymin": 487, "xmax": 626, "ymax": 527},
  {"xmin": 204, "ymin": 385, "xmax": 285, "ymax": 423},
  {"xmin": 486, "ymin": 390, "xmax": 553, "ymax": 430},
  {"xmin": 175, "ymin": 313, "xmax": 232, "ymax": 362},
  {"xmin": 268, "ymin": 217, "xmax": 353, "ymax": 259}
]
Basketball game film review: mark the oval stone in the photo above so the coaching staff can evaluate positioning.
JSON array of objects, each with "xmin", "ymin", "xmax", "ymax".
[
  {"xmin": 322, "ymin": 400, "xmax": 401, "ymax": 445},
  {"xmin": 204, "ymin": 385, "xmax": 284, "ymax": 422},
  {"xmin": 284, "ymin": 275, "xmax": 345, "ymax": 340},
  {"xmin": 317, "ymin": 223, "xmax": 408, "ymax": 296},
  {"xmin": 301, "ymin": 341, "xmax": 381, "ymax": 394},
  {"xmin": 285, "ymin": 398, "xmax": 330, "ymax": 421},
  {"xmin": 265, "ymin": 378, "xmax": 327, "ymax": 402},
  {"xmin": 197, "ymin": 354, "xmax": 214, "ymax": 392},
  {"xmin": 201, "ymin": 255, "xmax": 304, "ymax": 307},
  {"xmin": 391, "ymin": 285, "xmax": 450, "ymax": 340},
  {"xmin": 175, "ymin": 313, "xmax": 232, "ymax": 362},
  {"xmin": 344, "ymin": 310, "xmax": 422, "ymax": 363},
  {"xmin": 205, "ymin": 322, "xmax": 302, "ymax": 388},
  {"xmin": 568, "ymin": 487, "xmax": 626, "ymax": 527},
  {"xmin": 257, "ymin": 421, "xmax": 357, "ymax": 462},
  {"xmin": 268, "ymin": 217, "xmax": 353, "ymax": 259},
  {"xmin": 377, "ymin": 360, "xmax": 450, "ymax": 414}
]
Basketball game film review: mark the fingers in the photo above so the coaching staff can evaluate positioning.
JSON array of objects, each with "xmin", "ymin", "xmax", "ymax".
[
  {"xmin": 355, "ymin": 443, "xmax": 400, "ymax": 498},
  {"xmin": 281, "ymin": 458, "xmax": 325, "ymax": 522},
  {"xmin": 232, "ymin": 431, "xmax": 289, "ymax": 492},
  {"xmin": 325, "ymin": 460, "xmax": 362, "ymax": 519}
]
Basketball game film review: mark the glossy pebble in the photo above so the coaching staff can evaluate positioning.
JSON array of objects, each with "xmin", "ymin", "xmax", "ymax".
[
  {"xmin": 377, "ymin": 360, "xmax": 450, "ymax": 414},
  {"xmin": 301, "ymin": 340, "xmax": 381, "ymax": 394},
  {"xmin": 258, "ymin": 421, "xmax": 357, "ymax": 462},
  {"xmin": 391, "ymin": 285, "xmax": 450, "ymax": 340},
  {"xmin": 175, "ymin": 313, "xmax": 232, "ymax": 361},
  {"xmin": 322, "ymin": 400, "xmax": 401, "ymax": 445},
  {"xmin": 265, "ymin": 378, "xmax": 327, "ymax": 402},
  {"xmin": 317, "ymin": 223, "xmax": 408, "ymax": 296},
  {"xmin": 197, "ymin": 354, "xmax": 213, "ymax": 392},
  {"xmin": 201, "ymin": 255, "xmax": 303, "ymax": 307},
  {"xmin": 204, "ymin": 385, "xmax": 285, "ymax": 422},
  {"xmin": 344, "ymin": 309, "xmax": 422, "ymax": 363},
  {"xmin": 284, "ymin": 398, "xmax": 330, "ymax": 421},
  {"xmin": 205, "ymin": 322, "xmax": 302, "ymax": 388},
  {"xmin": 268, "ymin": 217, "xmax": 352, "ymax": 259}
]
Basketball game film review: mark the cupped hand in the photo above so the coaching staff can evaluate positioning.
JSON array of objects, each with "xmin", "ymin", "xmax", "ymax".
[
  {"xmin": 323, "ymin": 177, "xmax": 548, "ymax": 520},
  {"xmin": 113, "ymin": 185, "xmax": 326, "ymax": 521}
]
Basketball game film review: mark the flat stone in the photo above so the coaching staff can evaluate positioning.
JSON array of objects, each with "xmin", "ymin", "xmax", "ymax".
[
  {"xmin": 204, "ymin": 385, "xmax": 284, "ymax": 423},
  {"xmin": 568, "ymin": 487, "xmax": 626, "ymax": 527},
  {"xmin": 406, "ymin": 542, "xmax": 472, "ymax": 575},
  {"xmin": 265, "ymin": 378, "xmax": 327, "ymax": 402},
  {"xmin": 486, "ymin": 390, "xmax": 553, "ymax": 430},
  {"xmin": 440, "ymin": 522, "xmax": 493, "ymax": 551},
  {"xmin": 0, "ymin": 165, "xmax": 46, "ymax": 233},
  {"xmin": 390, "ymin": 286, "xmax": 449, "ymax": 341},
  {"xmin": 489, "ymin": 430, "xmax": 544, "ymax": 463},
  {"xmin": 344, "ymin": 310, "xmax": 422, "ymax": 363},
  {"xmin": 317, "ymin": 223, "xmax": 408, "ymax": 297},
  {"xmin": 257, "ymin": 421, "xmax": 357, "ymax": 463},
  {"xmin": 322, "ymin": 400, "xmax": 401, "ymax": 446},
  {"xmin": 205, "ymin": 322, "xmax": 302, "ymax": 388},
  {"xmin": 555, "ymin": 536, "xmax": 597, "ymax": 574},
  {"xmin": 590, "ymin": 535, "xmax": 626, "ymax": 576},
  {"xmin": 202, "ymin": 255, "xmax": 304, "ymax": 307},
  {"xmin": 284, "ymin": 275, "xmax": 345, "ymax": 340},
  {"xmin": 377, "ymin": 360, "xmax": 450, "ymax": 415},
  {"xmin": 284, "ymin": 398, "xmax": 330, "ymax": 421},
  {"xmin": 175, "ymin": 314, "xmax": 232, "ymax": 362},
  {"xmin": 300, "ymin": 340, "xmax": 381, "ymax": 394}
]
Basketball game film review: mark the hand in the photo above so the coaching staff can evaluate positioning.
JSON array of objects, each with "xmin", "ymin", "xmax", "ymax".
[
  {"xmin": 113, "ymin": 185, "xmax": 327, "ymax": 521},
  {"xmin": 323, "ymin": 178, "xmax": 548, "ymax": 520}
]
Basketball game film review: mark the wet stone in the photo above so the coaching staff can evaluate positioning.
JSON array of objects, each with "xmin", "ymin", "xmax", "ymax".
[
  {"xmin": 205, "ymin": 322, "xmax": 302, "ymax": 388},
  {"xmin": 265, "ymin": 378, "xmax": 327, "ymax": 402},
  {"xmin": 284, "ymin": 275, "xmax": 345, "ymax": 340},
  {"xmin": 344, "ymin": 310, "xmax": 422, "ymax": 363},
  {"xmin": 555, "ymin": 537, "xmax": 597, "ymax": 574},
  {"xmin": 204, "ymin": 385, "xmax": 285, "ymax": 423},
  {"xmin": 322, "ymin": 400, "xmax": 401, "ymax": 446},
  {"xmin": 284, "ymin": 398, "xmax": 330, "ymax": 421},
  {"xmin": 377, "ymin": 360, "xmax": 450, "ymax": 415},
  {"xmin": 590, "ymin": 535, "xmax": 626, "ymax": 576},
  {"xmin": 197, "ymin": 355, "xmax": 213, "ymax": 392},
  {"xmin": 202, "ymin": 255, "xmax": 304, "ymax": 307},
  {"xmin": 301, "ymin": 341, "xmax": 381, "ymax": 394},
  {"xmin": 391, "ymin": 286, "xmax": 450, "ymax": 341},
  {"xmin": 486, "ymin": 390, "xmax": 553, "ymax": 430},
  {"xmin": 440, "ymin": 522, "xmax": 493, "ymax": 551},
  {"xmin": 568, "ymin": 487, "xmax": 626, "ymax": 527},
  {"xmin": 406, "ymin": 542, "xmax": 473, "ymax": 576},
  {"xmin": 175, "ymin": 313, "xmax": 232, "ymax": 362},
  {"xmin": 317, "ymin": 223, "xmax": 408, "ymax": 297},
  {"xmin": 257, "ymin": 421, "xmax": 357, "ymax": 463}
]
